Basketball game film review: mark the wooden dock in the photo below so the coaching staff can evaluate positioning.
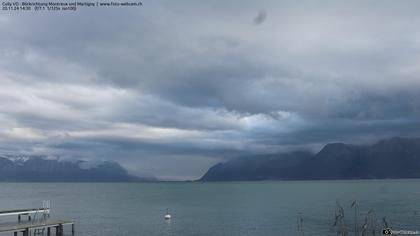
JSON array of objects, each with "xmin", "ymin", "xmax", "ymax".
[
  {"xmin": 0, "ymin": 219, "xmax": 74, "ymax": 236},
  {"xmin": 0, "ymin": 208, "xmax": 50, "ymax": 221},
  {"xmin": 0, "ymin": 204, "xmax": 75, "ymax": 236}
]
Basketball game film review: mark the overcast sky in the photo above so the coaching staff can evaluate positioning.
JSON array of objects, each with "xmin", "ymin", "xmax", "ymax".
[{"xmin": 1, "ymin": 0, "xmax": 420, "ymax": 180}]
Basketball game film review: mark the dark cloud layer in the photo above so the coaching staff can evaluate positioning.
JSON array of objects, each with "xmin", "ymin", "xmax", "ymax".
[
  {"xmin": 253, "ymin": 10, "xmax": 267, "ymax": 25},
  {"xmin": 1, "ymin": 0, "xmax": 420, "ymax": 179}
]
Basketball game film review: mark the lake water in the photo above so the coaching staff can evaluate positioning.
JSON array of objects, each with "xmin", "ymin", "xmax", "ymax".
[{"xmin": 0, "ymin": 180, "xmax": 419, "ymax": 235}]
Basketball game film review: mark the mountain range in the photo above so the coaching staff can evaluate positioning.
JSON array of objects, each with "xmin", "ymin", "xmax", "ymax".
[
  {"xmin": 0, "ymin": 155, "xmax": 153, "ymax": 182},
  {"xmin": 200, "ymin": 137, "xmax": 420, "ymax": 181}
]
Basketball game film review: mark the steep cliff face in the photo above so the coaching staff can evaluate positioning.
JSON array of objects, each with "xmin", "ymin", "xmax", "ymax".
[
  {"xmin": 201, "ymin": 152, "xmax": 312, "ymax": 181},
  {"xmin": 200, "ymin": 137, "xmax": 420, "ymax": 181}
]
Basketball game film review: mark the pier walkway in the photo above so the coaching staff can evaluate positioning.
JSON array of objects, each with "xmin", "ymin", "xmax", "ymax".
[
  {"xmin": 0, "ymin": 202, "xmax": 75, "ymax": 236},
  {"xmin": 0, "ymin": 208, "xmax": 50, "ymax": 221},
  {"xmin": 0, "ymin": 219, "xmax": 74, "ymax": 236}
]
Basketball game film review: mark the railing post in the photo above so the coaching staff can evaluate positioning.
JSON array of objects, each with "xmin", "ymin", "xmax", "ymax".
[{"xmin": 59, "ymin": 224, "xmax": 64, "ymax": 236}]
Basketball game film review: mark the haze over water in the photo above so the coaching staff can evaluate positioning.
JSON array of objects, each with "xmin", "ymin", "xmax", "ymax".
[{"xmin": 0, "ymin": 180, "xmax": 419, "ymax": 236}]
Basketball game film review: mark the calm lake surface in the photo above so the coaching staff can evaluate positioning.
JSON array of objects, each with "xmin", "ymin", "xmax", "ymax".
[{"xmin": 0, "ymin": 180, "xmax": 419, "ymax": 235}]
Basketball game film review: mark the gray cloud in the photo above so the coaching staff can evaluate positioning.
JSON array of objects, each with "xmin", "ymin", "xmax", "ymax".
[
  {"xmin": 1, "ymin": 0, "xmax": 420, "ymax": 179},
  {"xmin": 253, "ymin": 10, "xmax": 267, "ymax": 25}
]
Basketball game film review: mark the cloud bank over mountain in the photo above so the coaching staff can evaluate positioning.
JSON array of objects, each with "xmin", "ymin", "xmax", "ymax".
[{"xmin": 1, "ymin": 1, "xmax": 420, "ymax": 179}]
